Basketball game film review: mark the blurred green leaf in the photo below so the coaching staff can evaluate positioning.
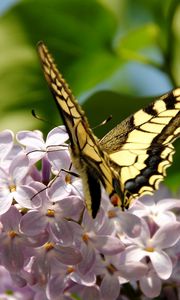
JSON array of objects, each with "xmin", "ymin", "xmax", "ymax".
[
  {"xmin": 0, "ymin": 0, "xmax": 120, "ymax": 133},
  {"xmin": 171, "ymin": 4, "xmax": 180, "ymax": 85},
  {"xmin": 114, "ymin": 23, "xmax": 161, "ymax": 65}
]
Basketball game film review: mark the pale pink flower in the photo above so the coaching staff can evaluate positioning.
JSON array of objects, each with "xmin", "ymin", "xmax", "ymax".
[
  {"xmin": 16, "ymin": 126, "xmax": 68, "ymax": 164},
  {"xmin": 130, "ymin": 186, "xmax": 180, "ymax": 226},
  {"xmin": 123, "ymin": 219, "xmax": 180, "ymax": 280},
  {"xmin": 0, "ymin": 127, "xmax": 179, "ymax": 300},
  {"xmin": 0, "ymin": 130, "xmax": 14, "ymax": 161},
  {"xmin": 0, "ymin": 153, "xmax": 40, "ymax": 214}
]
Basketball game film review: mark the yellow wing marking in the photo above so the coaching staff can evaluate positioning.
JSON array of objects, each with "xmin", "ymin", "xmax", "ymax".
[
  {"xmin": 173, "ymin": 88, "xmax": 180, "ymax": 96},
  {"xmin": 100, "ymin": 88, "xmax": 180, "ymax": 208},
  {"xmin": 122, "ymin": 130, "xmax": 157, "ymax": 144},
  {"xmin": 134, "ymin": 110, "xmax": 152, "ymax": 125},
  {"xmin": 140, "ymin": 123, "xmax": 166, "ymax": 133},
  {"xmin": 153, "ymin": 100, "xmax": 167, "ymax": 112}
]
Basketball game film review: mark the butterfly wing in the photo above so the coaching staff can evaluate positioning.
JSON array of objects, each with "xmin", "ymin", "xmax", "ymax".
[
  {"xmin": 100, "ymin": 90, "xmax": 180, "ymax": 208},
  {"xmin": 37, "ymin": 42, "xmax": 180, "ymax": 213},
  {"xmin": 37, "ymin": 42, "xmax": 120, "ymax": 218}
]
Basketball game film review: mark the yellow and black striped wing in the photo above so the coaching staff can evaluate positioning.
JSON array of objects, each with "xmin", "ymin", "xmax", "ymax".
[
  {"xmin": 37, "ymin": 42, "xmax": 120, "ymax": 218},
  {"xmin": 100, "ymin": 89, "xmax": 180, "ymax": 208}
]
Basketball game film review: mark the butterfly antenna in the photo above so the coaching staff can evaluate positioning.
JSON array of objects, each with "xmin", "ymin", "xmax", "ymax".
[
  {"xmin": 30, "ymin": 168, "xmax": 64, "ymax": 201},
  {"xmin": 32, "ymin": 109, "xmax": 69, "ymax": 138},
  {"xmin": 32, "ymin": 109, "xmax": 58, "ymax": 127},
  {"xmin": 61, "ymin": 168, "xmax": 80, "ymax": 178},
  {"xmin": 26, "ymin": 149, "xmax": 47, "ymax": 157},
  {"xmin": 93, "ymin": 115, "xmax": 112, "ymax": 130}
]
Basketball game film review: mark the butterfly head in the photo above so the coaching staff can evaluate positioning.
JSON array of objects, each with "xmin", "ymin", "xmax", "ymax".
[{"xmin": 110, "ymin": 178, "xmax": 125, "ymax": 210}]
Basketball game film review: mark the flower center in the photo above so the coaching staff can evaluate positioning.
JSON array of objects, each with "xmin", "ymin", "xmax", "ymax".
[
  {"xmin": 82, "ymin": 233, "xmax": 89, "ymax": 243},
  {"xmin": 9, "ymin": 184, "xmax": 16, "ymax": 192},
  {"xmin": 8, "ymin": 230, "xmax": 17, "ymax": 239},
  {"xmin": 65, "ymin": 174, "xmax": 72, "ymax": 184},
  {"xmin": 67, "ymin": 266, "xmax": 75, "ymax": 274},
  {"xmin": 145, "ymin": 246, "xmax": 154, "ymax": 252},
  {"xmin": 44, "ymin": 242, "xmax": 54, "ymax": 251},
  {"xmin": 108, "ymin": 210, "xmax": 116, "ymax": 218},
  {"xmin": 46, "ymin": 209, "xmax": 55, "ymax": 217},
  {"xmin": 5, "ymin": 290, "xmax": 13, "ymax": 295},
  {"xmin": 107, "ymin": 263, "xmax": 117, "ymax": 275}
]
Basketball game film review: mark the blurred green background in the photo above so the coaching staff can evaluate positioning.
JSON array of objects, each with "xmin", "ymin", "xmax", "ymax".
[{"xmin": 0, "ymin": 0, "xmax": 179, "ymax": 190}]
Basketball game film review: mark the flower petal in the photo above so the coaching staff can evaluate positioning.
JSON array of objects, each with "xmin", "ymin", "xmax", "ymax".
[
  {"xmin": 122, "ymin": 245, "xmax": 147, "ymax": 262},
  {"xmin": 117, "ymin": 212, "xmax": 142, "ymax": 238},
  {"xmin": 16, "ymin": 131, "xmax": 46, "ymax": 163},
  {"xmin": 157, "ymin": 198, "xmax": 180, "ymax": 211},
  {"xmin": 1, "ymin": 240, "xmax": 24, "ymax": 272},
  {"xmin": 47, "ymin": 149, "xmax": 71, "ymax": 174},
  {"xmin": 140, "ymin": 272, "xmax": 162, "ymax": 298},
  {"xmin": 101, "ymin": 274, "xmax": 120, "ymax": 300},
  {"xmin": 9, "ymin": 154, "xmax": 29, "ymax": 184},
  {"xmin": 77, "ymin": 244, "xmax": 96, "ymax": 275},
  {"xmin": 71, "ymin": 271, "xmax": 96, "ymax": 286},
  {"xmin": 92, "ymin": 235, "xmax": 124, "ymax": 255},
  {"xmin": 117, "ymin": 262, "xmax": 147, "ymax": 281},
  {"xmin": 154, "ymin": 211, "xmax": 176, "ymax": 226},
  {"xmin": 16, "ymin": 130, "xmax": 44, "ymax": 148},
  {"xmin": 51, "ymin": 219, "xmax": 74, "ymax": 245},
  {"xmin": 58, "ymin": 196, "xmax": 84, "ymax": 220},
  {"xmin": 46, "ymin": 274, "xmax": 65, "ymax": 299},
  {"xmin": 1, "ymin": 206, "xmax": 21, "ymax": 230},
  {"xmin": 0, "ymin": 130, "xmax": 13, "ymax": 159},
  {"xmin": 149, "ymin": 250, "xmax": 172, "ymax": 279},
  {"xmin": 0, "ymin": 193, "xmax": 13, "ymax": 215},
  {"xmin": 20, "ymin": 211, "xmax": 47, "ymax": 236},
  {"xmin": 54, "ymin": 246, "xmax": 82, "ymax": 265},
  {"xmin": 152, "ymin": 222, "xmax": 180, "ymax": 248},
  {"xmin": 46, "ymin": 126, "xmax": 69, "ymax": 146},
  {"xmin": 80, "ymin": 286, "xmax": 101, "ymax": 300},
  {"xmin": 15, "ymin": 185, "xmax": 41, "ymax": 208},
  {"xmin": 48, "ymin": 177, "xmax": 71, "ymax": 201}
]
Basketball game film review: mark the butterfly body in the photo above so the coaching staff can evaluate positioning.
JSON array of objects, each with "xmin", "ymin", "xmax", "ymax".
[{"xmin": 37, "ymin": 41, "xmax": 180, "ymax": 218}]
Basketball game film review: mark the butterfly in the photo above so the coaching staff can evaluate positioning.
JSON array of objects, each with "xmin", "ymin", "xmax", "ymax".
[{"xmin": 37, "ymin": 41, "xmax": 180, "ymax": 218}]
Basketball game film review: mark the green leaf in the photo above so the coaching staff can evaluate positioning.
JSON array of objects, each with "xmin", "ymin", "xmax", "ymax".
[
  {"xmin": 114, "ymin": 23, "xmax": 161, "ymax": 64},
  {"xmin": 0, "ymin": 0, "xmax": 119, "ymax": 132}
]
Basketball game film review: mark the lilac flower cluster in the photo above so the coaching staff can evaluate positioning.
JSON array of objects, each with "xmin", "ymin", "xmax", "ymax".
[{"xmin": 0, "ymin": 127, "xmax": 179, "ymax": 300}]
